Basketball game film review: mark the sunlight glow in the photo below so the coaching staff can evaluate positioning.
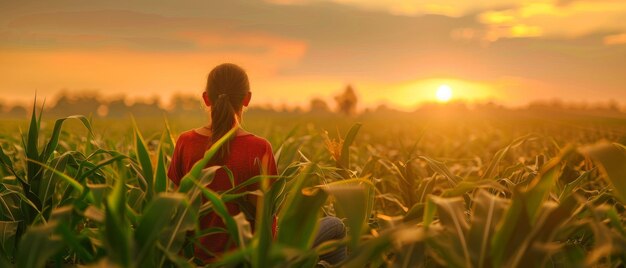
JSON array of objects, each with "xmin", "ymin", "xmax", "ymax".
[{"xmin": 436, "ymin": 85, "xmax": 453, "ymax": 102}]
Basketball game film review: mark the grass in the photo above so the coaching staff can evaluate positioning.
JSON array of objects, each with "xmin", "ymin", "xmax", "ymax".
[{"xmin": 0, "ymin": 102, "xmax": 625, "ymax": 267}]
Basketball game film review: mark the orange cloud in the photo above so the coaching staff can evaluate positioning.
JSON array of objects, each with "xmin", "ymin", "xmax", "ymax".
[
  {"xmin": 0, "ymin": 30, "xmax": 308, "ymax": 105},
  {"xmin": 177, "ymin": 31, "xmax": 308, "ymax": 67},
  {"xmin": 476, "ymin": 0, "xmax": 626, "ymax": 41},
  {"xmin": 604, "ymin": 33, "xmax": 626, "ymax": 45},
  {"xmin": 265, "ymin": 0, "xmax": 522, "ymax": 17}
]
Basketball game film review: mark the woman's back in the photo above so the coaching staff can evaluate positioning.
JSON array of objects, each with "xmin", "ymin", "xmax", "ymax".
[
  {"xmin": 165, "ymin": 63, "xmax": 346, "ymax": 265},
  {"xmin": 168, "ymin": 129, "xmax": 277, "ymax": 261},
  {"xmin": 168, "ymin": 130, "xmax": 276, "ymax": 187}
]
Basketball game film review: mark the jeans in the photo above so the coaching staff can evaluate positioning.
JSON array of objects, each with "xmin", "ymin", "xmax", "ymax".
[{"xmin": 312, "ymin": 216, "xmax": 348, "ymax": 265}]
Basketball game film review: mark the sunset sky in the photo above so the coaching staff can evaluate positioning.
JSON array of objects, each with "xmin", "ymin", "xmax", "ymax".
[{"xmin": 1, "ymin": 0, "xmax": 625, "ymax": 110}]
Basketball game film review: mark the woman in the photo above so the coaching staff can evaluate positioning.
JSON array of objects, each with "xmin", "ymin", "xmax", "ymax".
[{"xmin": 167, "ymin": 63, "xmax": 346, "ymax": 264}]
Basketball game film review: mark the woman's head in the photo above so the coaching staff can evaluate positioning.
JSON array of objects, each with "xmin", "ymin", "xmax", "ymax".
[{"xmin": 203, "ymin": 63, "xmax": 252, "ymax": 160}]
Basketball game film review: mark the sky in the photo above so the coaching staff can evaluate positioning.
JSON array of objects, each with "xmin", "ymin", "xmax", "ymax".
[{"xmin": 1, "ymin": 0, "xmax": 625, "ymax": 110}]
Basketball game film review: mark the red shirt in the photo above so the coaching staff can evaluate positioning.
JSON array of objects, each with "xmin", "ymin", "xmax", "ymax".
[{"xmin": 167, "ymin": 130, "xmax": 278, "ymax": 262}]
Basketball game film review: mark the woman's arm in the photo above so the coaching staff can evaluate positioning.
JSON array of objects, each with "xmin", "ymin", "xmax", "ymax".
[
  {"xmin": 246, "ymin": 141, "xmax": 277, "ymax": 201},
  {"xmin": 167, "ymin": 137, "xmax": 184, "ymax": 187}
]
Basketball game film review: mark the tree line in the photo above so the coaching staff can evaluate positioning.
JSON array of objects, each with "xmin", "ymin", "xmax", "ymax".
[
  {"xmin": 0, "ymin": 85, "xmax": 623, "ymax": 118},
  {"xmin": 0, "ymin": 85, "xmax": 360, "ymax": 118}
]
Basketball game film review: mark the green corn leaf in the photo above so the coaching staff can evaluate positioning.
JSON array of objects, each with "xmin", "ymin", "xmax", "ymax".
[
  {"xmin": 419, "ymin": 156, "xmax": 461, "ymax": 185},
  {"xmin": 39, "ymin": 152, "xmax": 70, "ymax": 212},
  {"xmin": 222, "ymin": 166, "xmax": 235, "ymax": 189},
  {"xmin": 524, "ymin": 146, "xmax": 572, "ymax": 222},
  {"xmin": 277, "ymin": 164, "xmax": 328, "ymax": 250},
  {"xmin": 339, "ymin": 123, "xmax": 362, "ymax": 169},
  {"xmin": 16, "ymin": 221, "xmax": 63, "ymax": 268},
  {"xmin": 133, "ymin": 120, "xmax": 154, "ymax": 201},
  {"xmin": 482, "ymin": 134, "xmax": 536, "ymax": 180},
  {"xmin": 178, "ymin": 127, "xmax": 238, "ymax": 193},
  {"xmin": 0, "ymin": 145, "xmax": 24, "ymax": 184},
  {"xmin": 273, "ymin": 125, "xmax": 300, "ymax": 165},
  {"xmin": 211, "ymin": 246, "xmax": 254, "ymax": 267},
  {"xmin": 31, "ymin": 115, "xmax": 93, "ymax": 198},
  {"xmin": 27, "ymin": 158, "xmax": 94, "ymax": 203},
  {"xmin": 78, "ymin": 152, "xmax": 127, "ymax": 181},
  {"xmin": 162, "ymin": 116, "xmax": 176, "ymax": 149},
  {"xmin": 154, "ymin": 133, "xmax": 168, "ymax": 193},
  {"xmin": 193, "ymin": 181, "xmax": 240, "ymax": 247},
  {"xmin": 430, "ymin": 195, "xmax": 471, "ymax": 268},
  {"xmin": 104, "ymin": 170, "xmax": 133, "ymax": 267},
  {"xmin": 158, "ymin": 200, "xmax": 197, "ymax": 266},
  {"xmin": 159, "ymin": 164, "xmax": 220, "ymax": 266},
  {"xmin": 26, "ymin": 97, "xmax": 40, "ymax": 183},
  {"xmin": 1, "ymin": 186, "xmax": 30, "ymax": 225},
  {"xmin": 467, "ymin": 190, "xmax": 509, "ymax": 268},
  {"xmin": 2, "ymin": 187, "xmax": 41, "ymax": 221},
  {"xmin": 512, "ymin": 194, "xmax": 579, "ymax": 267},
  {"xmin": 39, "ymin": 115, "xmax": 93, "ymax": 165},
  {"xmin": 442, "ymin": 180, "xmax": 509, "ymax": 197},
  {"xmin": 606, "ymin": 205, "xmax": 626, "ymax": 237},
  {"xmin": 135, "ymin": 193, "xmax": 185, "ymax": 266},
  {"xmin": 221, "ymin": 175, "xmax": 282, "ymax": 195},
  {"xmin": 86, "ymin": 184, "xmax": 108, "ymax": 208},
  {"xmin": 56, "ymin": 221, "xmax": 95, "ymax": 262},
  {"xmin": 490, "ymin": 187, "xmax": 532, "ymax": 268},
  {"xmin": 342, "ymin": 229, "xmax": 397, "ymax": 268},
  {"xmin": 252, "ymin": 176, "xmax": 285, "ymax": 268},
  {"xmin": 323, "ymin": 178, "xmax": 374, "ymax": 249},
  {"xmin": 0, "ymin": 220, "xmax": 19, "ymax": 258},
  {"xmin": 490, "ymin": 147, "xmax": 571, "ymax": 267},
  {"xmin": 423, "ymin": 197, "xmax": 437, "ymax": 230},
  {"xmin": 559, "ymin": 169, "xmax": 592, "ymax": 202},
  {"xmin": 580, "ymin": 142, "xmax": 626, "ymax": 203}
]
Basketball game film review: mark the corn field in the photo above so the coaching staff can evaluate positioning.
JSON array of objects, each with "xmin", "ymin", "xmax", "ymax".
[{"xmin": 1, "ymin": 102, "xmax": 626, "ymax": 267}]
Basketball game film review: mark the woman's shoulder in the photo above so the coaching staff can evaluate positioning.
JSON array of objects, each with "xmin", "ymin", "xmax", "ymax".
[
  {"xmin": 174, "ymin": 129, "xmax": 210, "ymax": 147},
  {"xmin": 176, "ymin": 129, "xmax": 201, "ymax": 140},
  {"xmin": 175, "ymin": 128, "xmax": 273, "ymax": 150},
  {"xmin": 236, "ymin": 133, "xmax": 273, "ymax": 149}
]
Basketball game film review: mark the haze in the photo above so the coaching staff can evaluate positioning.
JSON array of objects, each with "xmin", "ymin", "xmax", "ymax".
[{"xmin": 1, "ymin": 0, "xmax": 625, "ymax": 110}]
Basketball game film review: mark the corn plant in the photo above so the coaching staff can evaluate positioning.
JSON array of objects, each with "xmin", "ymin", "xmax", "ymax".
[{"xmin": 1, "ymin": 98, "xmax": 626, "ymax": 267}]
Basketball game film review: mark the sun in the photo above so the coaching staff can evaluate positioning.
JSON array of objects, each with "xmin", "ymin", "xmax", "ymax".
[{"xmin": 436, "ymin": 85, "xmax": 453, "ymax": 102}]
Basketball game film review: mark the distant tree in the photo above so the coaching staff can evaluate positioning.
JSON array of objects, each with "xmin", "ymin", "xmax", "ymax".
[
  {"xmin": 279, "ymin": 103, "xmax": 290, "ymax": 113},
  {"xmin": 127, "ymin": 97, "xmax": 165, "ymax": 117},
  {"xmin": 608, "ymin": 99, "xmax": 620, "ymax": 112},
  {"xmin": 474, "ymin": 101, "xmax": 504, "ymax": 112},
  {"xmin": 309, "ymin": 98, "xmax": 330, "ymax": 113},
  {"xmin": 49, "ymin": 91, "xmax": 102, "ymax": 117},
  {"xmin": 292, "ymin": 106, "xmax": 303, "ymax": 114},
  {"xmin": 106, "ymin": 98, "xmax": 127, "ymax": 118},
  {"xmin": 171, "ymin": 94, "xmax": 201, "ymax": 114},
  {"xmin": 334, "ymin": 84, "xmax": 358, "ymax": 115},
  {"xmin": 7, "ymin": 105, "xmax": 27, "ymax": 118},
  {"xmin": 375, "ymin": 104, "xmax": 392, "ymax": 113}
]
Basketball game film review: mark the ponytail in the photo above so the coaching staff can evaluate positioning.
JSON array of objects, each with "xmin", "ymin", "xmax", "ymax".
[
  {"xmin": 210, "ymin": 93, "xmax": 238, "ymax": 161},
  {"xmin": 205, "ymin": 63, "xmax": 250, "ymax": 163}
]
